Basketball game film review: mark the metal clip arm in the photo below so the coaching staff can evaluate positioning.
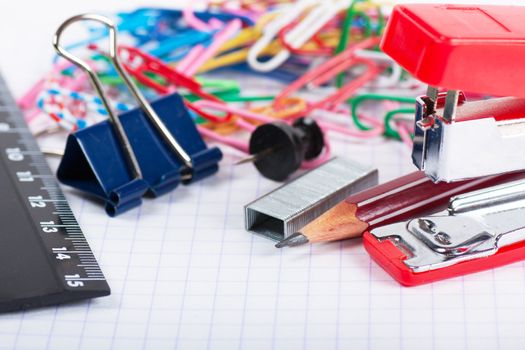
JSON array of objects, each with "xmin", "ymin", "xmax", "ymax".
[{"xmin": 53, "ymin": 14, "xmax": 194, "ymax": 180}]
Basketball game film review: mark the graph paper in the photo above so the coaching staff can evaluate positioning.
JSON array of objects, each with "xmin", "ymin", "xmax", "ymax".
[{"xmin": 2, "ymin": 76, "xmax": 525, "ymax": 350}]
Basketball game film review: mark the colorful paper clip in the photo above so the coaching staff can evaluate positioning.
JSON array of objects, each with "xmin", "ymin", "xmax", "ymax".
[
  {"xmin": 53, "ymin": 14, "xmax": 222, "ymax": 216},
  {"xmin": 113, "ymin": 45, "xmax": 233, "ymax": 124},
  {"xmin": 274, "ymin": 36, "xmax": 381, "ymax": 115},
  {"xmin": 117, "ymin": 7, "xmax": 253, "ymax": 44},
  {"xmin": 37, "ymin": 87, "xmax": 131, "ymax": 132},
  {"xmin": 248, "ymin": 0, "xmax": 350, "ymax": 72},
  {"xmin": 247, "ymin": 0, "xmax": 319, "ymax": 72}
]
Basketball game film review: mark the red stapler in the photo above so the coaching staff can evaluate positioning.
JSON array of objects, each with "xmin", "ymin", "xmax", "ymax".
[{"xmin": 364, "ymin": 4, "xmax": 525, "ymax": 285}]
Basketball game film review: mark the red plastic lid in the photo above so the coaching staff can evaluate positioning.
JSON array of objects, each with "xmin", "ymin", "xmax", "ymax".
[{"xmin": 381, "ymin": 4, "xmax": 525, "ymax": 97}]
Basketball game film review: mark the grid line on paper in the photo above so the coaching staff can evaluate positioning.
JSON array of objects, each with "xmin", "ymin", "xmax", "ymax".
[
  {"xmin": 431, "ymin": 282, "xmax": 435, "ymax": 350},
  {"xmin": 270, "ymin": 241, "xmax": 283, "ymax": 350},
  {"xmin": 75, "ymin": 194, "xmax": 95, "ymax": 350},
  {"xmin": 366, "ymin": 258, "xmax": 373, "ymax": 350},
  {"xmin": 44, "ymin": 306, "xmax": 58, "ymax": 350},
  {"xmin": 206, "ymin": 162, "xmax": 235, "ymax": 350},
  {"xmin": 302, "ymin": 245, "xmax": 312, "ymax": 350},
  {"xmin": 173, "ymin": 181, "xmax": 204, "ymax": 350},
  {"xmin": 335, "ymin": 241, "xmax": 343, "ymax": 350},
  {"xmin": 108, "ymin": 205, "xmax": 144, "ymax": 350},
  {"xmin": 492, "ymin": 269, "xmax": 501, "ymax": 350},
  {"xmin": 462, "ymin": 276, "xmax": 467, "ymax": 350},
  {"xmin": 399, "ymin": 283, "xmax": 402, "ymax": 350},
  {"xmin": 12, "ymin": 309, "xmax": 26, "ymax": 348},
  {"xmin": 237, "ymin": 228, "xmax": 255, "ymax": 350},
  {"xmin": 237, "ymin": 168, "xmax": 262, "ymax": 350},
  {"xmin": 141, "ymin": 188, "xmax": 175, "ymax": 350}
]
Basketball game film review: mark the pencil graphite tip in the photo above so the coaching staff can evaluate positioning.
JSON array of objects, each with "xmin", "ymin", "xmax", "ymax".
[{"xmin": 275, "ymin": 232, "xmax": 309, "ymax": 248}]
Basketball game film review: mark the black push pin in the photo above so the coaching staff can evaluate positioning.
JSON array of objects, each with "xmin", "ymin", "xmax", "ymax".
[{"xmin": 237, "ymin": 117, "xmax": 324, "ymax": 181}]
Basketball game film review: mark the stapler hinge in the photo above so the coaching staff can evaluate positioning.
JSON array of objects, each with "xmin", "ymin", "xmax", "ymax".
[{"xmin": 412, "ymin": 88, "xmax": 525, "ymax": 183}]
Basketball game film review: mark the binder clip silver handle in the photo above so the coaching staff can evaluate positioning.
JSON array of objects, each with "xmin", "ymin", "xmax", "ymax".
[{"xmin": 53, "ymin": 14, "xmax": 194, "ymax": 180}]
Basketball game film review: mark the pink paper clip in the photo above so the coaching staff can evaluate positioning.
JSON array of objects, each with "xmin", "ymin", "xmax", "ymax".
[
  {"xmin": 18, "ymin": 60, "xmax": 72, "ymax": 110},
  {"xmin": 195, "ymin": 99, "xmax": 274, "ymax": 125},
  {"xmin": 194, "ymin": 99, "xmax": 273, "ymax": 154},
  {"xmin": 197, "ymin": 125, "xmax": 249, "ymax": 153},
  {"xmin": 274, "ymin": 37, "xmax": 381, "ymax": 112},
  {"xmin": 20, "ymin": 61, "xmax": 93, "ymax": 125},
  {"xmin": 183, "ymin": 2, "xmax": 224, "ymax": 32},
  {"xmin": 312, "ymin": 57, "xmax": 381, "ymax": 110},
  {"xmin": 192, "ymin": 99, "xmax": 332, "ymax": 169},
  {"xmin": 176, "ymin": 18, "xmax": 242, "ymax": 76}
]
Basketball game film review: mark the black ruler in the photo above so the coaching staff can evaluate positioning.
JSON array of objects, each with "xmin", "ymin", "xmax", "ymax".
[{"xmin": 0, "ymin": 73, "xmax": 110, "ymax": 312}]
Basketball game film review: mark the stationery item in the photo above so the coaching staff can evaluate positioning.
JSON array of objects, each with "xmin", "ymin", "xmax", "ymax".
[
  {"xmin": 54, "ymin": 14, "xmax": 222, "ymax": 216},
  {"xmin": 242, "ymin": 117, "xmax": 325, "ymax": 181},
  {"xmin": 196, "ymin": 27, "xmax": 270, "ymax": 73},
  {"xmin": 193, "ymin": 99, "xmax": 332, "ymax": 177},
  {"xmin": 37, "ymin": 87, "xmax": 131, "ymax": 131},
  {"xmin": 117, "ymin": 45, "xmax": 200, "ymax": 94},
  {"xmin": 148, "ymin": 31, "xmax": 211, "ymax": 60},
  {"xmin": 249, "ymin": 0, "xmax": 356, "ymax": 72},
  {"xmin": 277, "ymin": 20, "xmax": 338, "ymax": 57},
  {"xmin": 0, "ymin": 72, "xmax": 109, "ymax": 312},
  {"xmin": 245, "ymin": 157, "xmax": 377, "ymax": 241},
  {"xmin": 273, "ymin": 36, "xmax": 382, "ymax": 115},
  {"xmin": 113, "ymin": 45, "xmax": 234, "ymax": 124},
  {"xmin": 381, "ymin": 4, "xmax": 525, "ymax": 182},
  {"xmin": 350, "ymin": 93, "xmax": 416, "ymax": 139},
  {"xmin": 276, "ymin": 171, "xmax": 525, "ymax": 248},
  {"xmin": 117, "ymin": 7, "xmax": 253, "ymax": 45},
  {"xmin": 247, "ymin": 0, "xmax": 320, "ymax": 72},
  {"xmin": 196, "ymin": 93, "xmax": 385, "ymax": 145},
  {"xmin": 365, "ymin": 178, "xmax": 525, "ymax": 286},
  {"xmin": 175, "ymin": 18, "xmax": 242, "ymax": 76}
]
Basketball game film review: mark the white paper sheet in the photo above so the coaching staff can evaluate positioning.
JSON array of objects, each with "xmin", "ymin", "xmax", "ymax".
[{"xmin": 2, "ymin": 1, "xmax": 525, "ymax": 349}]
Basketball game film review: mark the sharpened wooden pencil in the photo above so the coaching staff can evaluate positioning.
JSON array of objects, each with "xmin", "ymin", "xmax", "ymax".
[{"xmin": 276, "ymin": 171, "xmax": 525, "ymax": 248}]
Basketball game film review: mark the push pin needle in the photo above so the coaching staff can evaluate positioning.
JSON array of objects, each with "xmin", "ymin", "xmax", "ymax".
[
  {"xmin": 234, "ymin": 148, "xmax": 274, "ymax": 165},
  {"xmin": 237, "ymin": 117, "xmax": 325, "ymax": 181}
]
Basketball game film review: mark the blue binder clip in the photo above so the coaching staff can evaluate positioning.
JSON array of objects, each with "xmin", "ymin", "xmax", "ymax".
[{"xmin": 53, "ymin": 14, "xmax": 222, "ymax": 216}]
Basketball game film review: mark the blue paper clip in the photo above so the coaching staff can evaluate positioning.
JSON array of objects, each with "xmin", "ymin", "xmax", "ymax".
[
  {"xmin": 117, "ymin": 8, "xmax": 253, "ymax": 44},
  {"xmin": 53, "ymin": 14, "xmax": 222, "ymax": 216},
  {"xmin": 148, "ymin": 31, "xmax": 212, "ymax": 60},
  {"xmin": 219, "ymin": 62, "xmax": 302, "ymax": 84}
]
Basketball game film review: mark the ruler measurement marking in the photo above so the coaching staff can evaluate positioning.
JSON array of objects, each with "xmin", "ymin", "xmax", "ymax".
[
  {"xmin": 0, "ymin": 74, "xmax": 109, "ymax": 310},
  {"xmin": 65, "ymin": 278, "xmax": 106, "ymax": 281}
]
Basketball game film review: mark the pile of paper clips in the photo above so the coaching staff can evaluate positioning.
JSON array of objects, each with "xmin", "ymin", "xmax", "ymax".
[{"xmin": 18, "ymin": 0, "xmax": 425, "ymax": 173}]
